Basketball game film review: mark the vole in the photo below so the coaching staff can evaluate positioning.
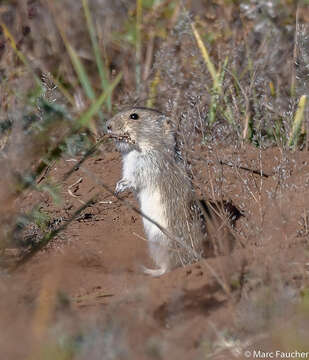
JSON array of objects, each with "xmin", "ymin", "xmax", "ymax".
[{"xmin": 106, "ymin": 107, "xmax": 239, "ymax": 276}]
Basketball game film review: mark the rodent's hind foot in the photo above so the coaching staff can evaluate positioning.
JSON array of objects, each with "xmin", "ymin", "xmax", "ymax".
[{"xmin": 142, "ymin": 266, "xmax": 167, "ymax": 277}]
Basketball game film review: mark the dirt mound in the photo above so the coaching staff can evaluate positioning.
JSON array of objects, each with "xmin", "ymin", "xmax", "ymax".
[{"xmin": 1, "ymin": 144, "xmax": 309, "ymax": 359}]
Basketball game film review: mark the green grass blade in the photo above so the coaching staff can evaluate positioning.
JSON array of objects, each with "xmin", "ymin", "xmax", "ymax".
[
  {"xmin": 66, "ymin": 43, "xmax": 96, "ymax": 100},
  {"xmin": 82, "ymin": 0, "xmax": 112, "ymax": 111},
  {"xmin": 77, "ymin": 72, "xmax": 122, "ymax": 128},
  {"xmin": 66, "ymin": 42, "xmax": 106, "ymax": 122}
]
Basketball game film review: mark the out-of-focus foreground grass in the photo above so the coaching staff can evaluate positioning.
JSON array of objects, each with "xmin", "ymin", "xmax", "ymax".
[{"xmin": 0, "ymin": 0, "xmax": 309, "ymax": 359}]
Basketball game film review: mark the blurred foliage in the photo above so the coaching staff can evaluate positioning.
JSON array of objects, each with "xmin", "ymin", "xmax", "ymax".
[{"xmin": 0, "ymin": 0, "xmax": 309, "ymax": 358}]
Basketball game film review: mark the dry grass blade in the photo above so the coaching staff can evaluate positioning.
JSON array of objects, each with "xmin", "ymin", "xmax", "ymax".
[
  {"xmin": 146, "ymin": 70, "xmax": 160, "ymax": 108},
  {"xmin": 0, "ymin": 22, "xmax": 41, "ymax": 86},
  {"xmin": 191, "ymin": 22, "xmax": 219, "ymax": 91},
  {"xmin": 136, "ymin": 0, "xmax": 143, "ymax": 92},
  {"xmin": 288, "ymin": 95, "xmax": 307, "ymax": 149},
  {"xmin": 209, "ymin": 57, "xmax": 228, "ymax": 124}
]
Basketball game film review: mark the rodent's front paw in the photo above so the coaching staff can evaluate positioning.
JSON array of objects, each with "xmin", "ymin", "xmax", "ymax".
[{"xmin": 115, "ymin": 178, "xmax": 131, "ymax": 195}]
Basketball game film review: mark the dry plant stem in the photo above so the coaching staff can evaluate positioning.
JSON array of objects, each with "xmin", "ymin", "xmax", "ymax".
[
  {"xmin": 203, "ymin": 194, "xmax": 246, "ymax": 249},
  {"xmin": 235, "ymin": 166, "xmax": 258, "ymax": 205},
  {"xmin": 136, "ymin": 0, "xmax": 143, "ymax": 93},
  {"xmin": 146, "ymin": 70, "xmax": 161, "ymax": 108},
  {"xmin": 208, "ymin": 321, "xmax": 240, "ymax": 359},
  {"xmin": 169, "ymin": 0, "xmax": 181, "ymax": 29},
  {"xmin": 208, "ymin": 320, "xmax": 269, "ymax": 359},
  {"xmin": 291, "ymin": 4, "xmax": 300, "ymax": 97},
  {"xmin": 243, "ymin": 70, "xmax": 257, "ymax": 141},
  {"xmin": 206, "ymin": 158, "xmax": 217, "ymax": 200},
  {"xmin": 187, "ymin": 162, "xmax": 237, "ymax": 233},
  {"xmin": 219, "ymin": 161, "xmax": 270, "ymax": 178},
  {"xmin": 68, "ymin": 177, "xmax": 86, "ymax": 205},
  {"xmin": 215, "ymin": 150, "xmax": 225, "ymax": 205},
  {"xmin": 62, "ymin": 137, "xmax": 105, "ymax": 181},
  {"xmin": 224, "ymin": 68, "xmax": 252, "ymax": 140},
  {"xmin": 207, "ymin": 150, "xmax": 228, "ymax": 252},
  {"xmin": 201, "ymin": 258, "xmax": 230, "ymax": 296},
  {"xmin": 79, "ymin": 165, "xmax": 230, "ymax": 295},
  {"xmin": 234, "ymin": 163, "xmax": 265, "ymax": 236},
  {"xmin": 10, "ymin": 196, "xmax": 98, "ymax": 271},
  {"xmin": 288, "ymin": 95, "xmax": 307, "ymax": 149},
  {"xmin": 230, "ymin": 87, "xmax": 240, "ymax": 126},
  {"xmin": 250, "ymin": 170, "xmax": 264, "ymax": 226},
  {"xmin": 191, "ymin": 22, "xmax": 219, "ymax": 90},
  {"xmin": 36, "ymin": 160, "xmax": 56, "ymax": 184},
  {"xmin": 49, "ymin": 73, "xmax": 75, "ymax": 106},
  {"xmin": 200, "ymin": 151, "xmax": 246, "ymax": 251},
  {"xmin": 143, "ymin": 32, "xmax": 155, "ymax": 81},
  {"xmin": 196, "ymin": 104, "xmax": 206, "ymax": 140},
  {"xmin": 242, "ymin": 111, "xmax": 251, "ymax": 141}
]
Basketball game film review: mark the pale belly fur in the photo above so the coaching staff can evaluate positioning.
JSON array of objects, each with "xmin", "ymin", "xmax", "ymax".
[
  {"xmin": 138, "ymin": 188, "xmax": 167, "ymax": 241},
  {"xmin": 121, "ymin": 150, "xmax": 170, "ymax": 275},
  {"xmin": 122, "ymin": 150, "xmax": 139, "ymax": 184},
  {"xmin": 122, "ymin": 150, "xmax": 167, "ymax": 240}
]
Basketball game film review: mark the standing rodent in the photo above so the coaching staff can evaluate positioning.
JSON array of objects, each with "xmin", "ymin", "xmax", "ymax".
[
  {"xmin": 106, "ymin": 107, "xmax": 241, "ymax": 276},
  {"xmin": 106, "ymin": 107, "xmax": 207, "ymax": 276}
]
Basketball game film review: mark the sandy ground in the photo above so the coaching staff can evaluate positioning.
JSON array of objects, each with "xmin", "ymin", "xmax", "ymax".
[{"xmin": 1, "ymin": 144, "xmax": 309, "ymax": 360}]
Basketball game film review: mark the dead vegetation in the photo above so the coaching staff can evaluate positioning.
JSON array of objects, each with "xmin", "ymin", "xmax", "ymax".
[{"xmin": 1, "ymin": 0, "xmax": 309, "ymax": 359}]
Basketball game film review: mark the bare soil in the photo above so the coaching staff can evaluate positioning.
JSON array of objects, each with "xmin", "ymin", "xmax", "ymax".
[{"xmin": 1, "ymin": 144, "xmax": 309, "ymax": 360}]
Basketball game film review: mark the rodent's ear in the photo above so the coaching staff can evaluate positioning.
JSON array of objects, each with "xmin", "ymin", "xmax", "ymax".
[{"xmin": 159, "ymin": 115, "xmax": 173, "ymax": 131}]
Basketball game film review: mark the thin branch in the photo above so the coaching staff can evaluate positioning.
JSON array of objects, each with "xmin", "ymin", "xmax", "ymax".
[{"xmin": 10, "ymin": 196, "xmax": 98, "ymax": 271}]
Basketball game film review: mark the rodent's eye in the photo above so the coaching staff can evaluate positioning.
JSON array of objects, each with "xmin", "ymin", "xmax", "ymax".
[{"xmin": 129, "ymin": 113, "xmax": 139, "ymax": 120}]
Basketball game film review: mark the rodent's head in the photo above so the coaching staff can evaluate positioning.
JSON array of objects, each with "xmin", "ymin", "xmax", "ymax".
[{"xmin": 106, "ymin": 107, "xmax": 174, "ymax": 153}]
